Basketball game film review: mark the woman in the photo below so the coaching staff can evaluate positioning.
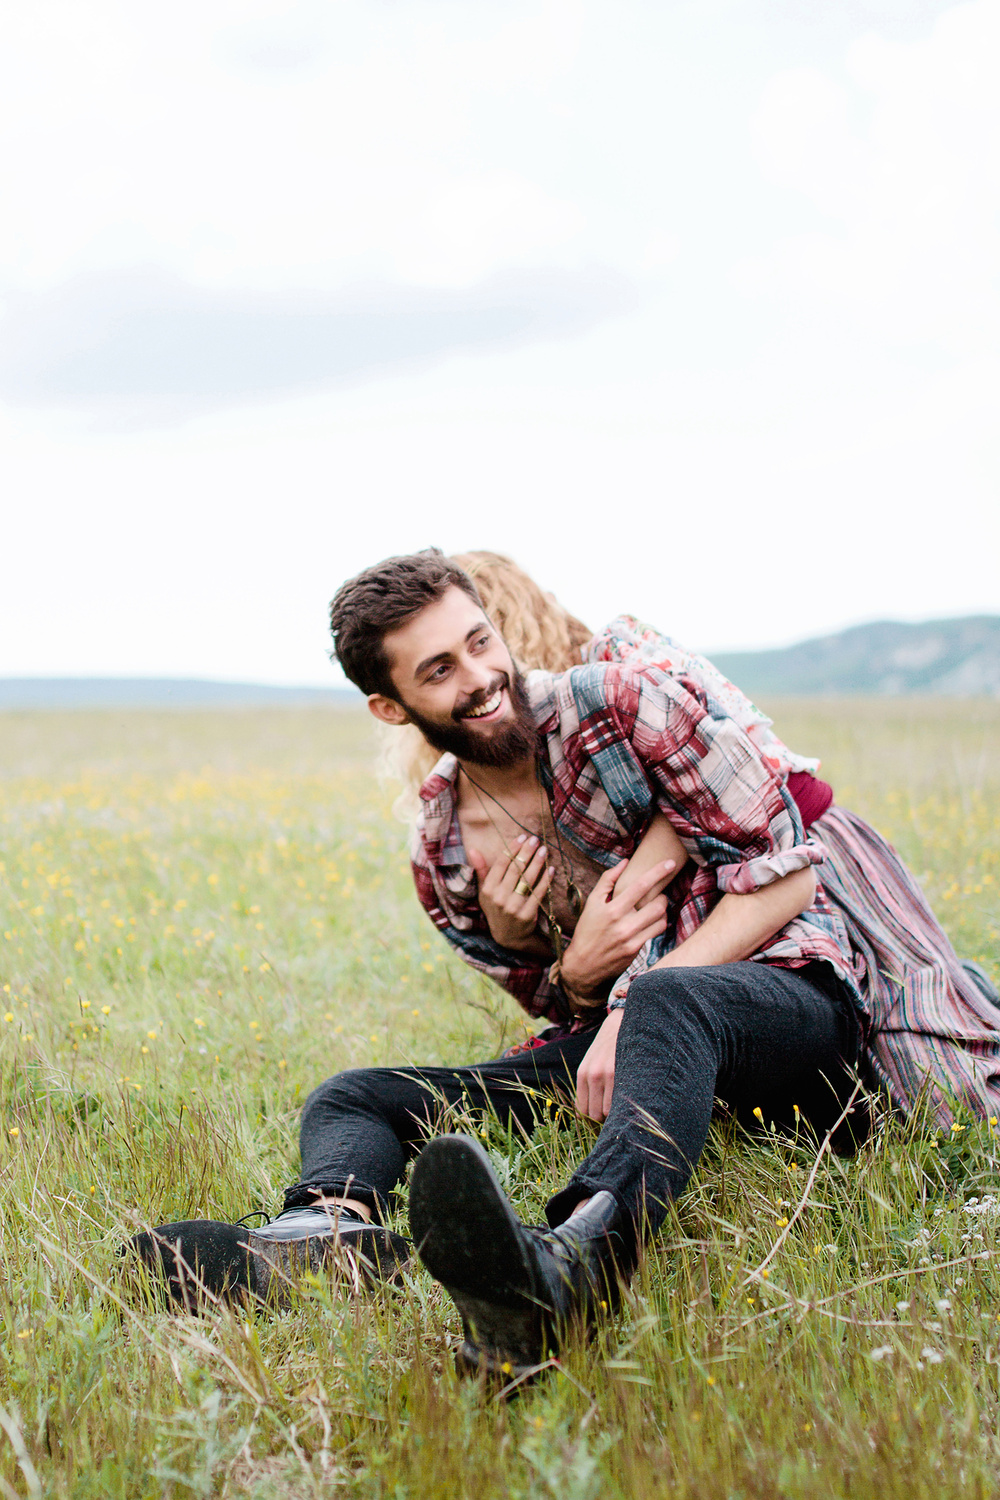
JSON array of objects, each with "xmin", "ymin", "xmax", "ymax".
[{"xmin": 381, "ymin": 551, "xmax": 1000, "ymax": 1125}]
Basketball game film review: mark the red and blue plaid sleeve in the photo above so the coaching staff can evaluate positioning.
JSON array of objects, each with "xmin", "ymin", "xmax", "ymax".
[{"xmin": 574, "ymin": 663, "xmax": 824, "ymax": 886}]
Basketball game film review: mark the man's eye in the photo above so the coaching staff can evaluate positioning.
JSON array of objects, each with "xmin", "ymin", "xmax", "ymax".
[
  {"xmin": 473, "ymin": 633, "xmax": 491, "ymax": 650},
  {"xmin": 429, "ymin": 664, "xmax": 450, "ymax": 681}
]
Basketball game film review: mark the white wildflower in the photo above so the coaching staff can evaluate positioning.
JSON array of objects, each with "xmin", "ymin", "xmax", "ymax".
[{"xmin": 963, "ymin": 1196, "xmax": 1000, "ymax": 1218}]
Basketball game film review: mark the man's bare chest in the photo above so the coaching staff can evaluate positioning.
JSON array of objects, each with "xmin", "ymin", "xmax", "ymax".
[
  {"xmin": 457, "ymin": 796, "xmax": 606, "ymax": 938},
  {"xmin": 458, "ymin": 799, "xmax": 543, "ymax": 869}
]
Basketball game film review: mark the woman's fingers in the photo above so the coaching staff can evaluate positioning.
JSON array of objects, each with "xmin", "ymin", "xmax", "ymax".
[
  {"xmin": 488, "ymin": 837, "xmax": 522, "ymax": 894},
  {"xmin": 575, "ymin": 1052, "xmax": 596, "ymax": 1116},
  {"xmin": 575, "ymin": 1013, "xmax": 621, "ymax": 1121},
  {"xmin": 578, "ymin": 1064, "xmax": 611, "ymax": 1122},
  {"xmin": 468, "ymin": 847, "xmax": 502, "ymax": 899},
  {"xmin": 498, "ymin": 838, "xmax": 553, "ymax": 906}
]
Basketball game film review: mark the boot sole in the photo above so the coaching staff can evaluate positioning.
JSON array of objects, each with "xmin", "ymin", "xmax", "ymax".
[{"xmin": 409, "ymin": 1134, "xmax": 551, "ymax": 1370}]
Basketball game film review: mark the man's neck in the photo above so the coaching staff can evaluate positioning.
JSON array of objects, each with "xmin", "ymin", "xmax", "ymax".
[{"xmin": 455, "ymin": 753, "xmax": 537, "ymax": 805}]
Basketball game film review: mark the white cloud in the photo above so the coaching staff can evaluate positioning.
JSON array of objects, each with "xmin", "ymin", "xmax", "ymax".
[
  {"xmin": 746, "ymin": 0, "xmax": 1000, "ymax": 356},
  {"xmin": 1, "ymin": 0, "xmax": 997, "ymax": 679},
  {"xmin": 0, "ymin": 264, "xmax": 634, "ymax": 414},
  {"xmin": 0, "ymin": 0, "xmax": 590, "ymax": 293}
]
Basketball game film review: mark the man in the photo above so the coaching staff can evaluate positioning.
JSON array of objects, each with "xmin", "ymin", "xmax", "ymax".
[{"xmin": 134, "ymin": 550, "xmax": 864, "ymax": 1376}]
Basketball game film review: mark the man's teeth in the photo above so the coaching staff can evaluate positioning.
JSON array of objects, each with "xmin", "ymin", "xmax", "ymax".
[{"xmin": 464, "ymin": 689, "xmax": 503, "ymax": 719}]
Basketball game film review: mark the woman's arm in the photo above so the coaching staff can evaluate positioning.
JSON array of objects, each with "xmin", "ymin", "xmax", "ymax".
[
  {"xmin": 649, "ymin": 865, "xmax": 817, "ymax": 972},
  {"xmin": 617, "ymin": 811, "xmax": 688, "ymax": 907}
]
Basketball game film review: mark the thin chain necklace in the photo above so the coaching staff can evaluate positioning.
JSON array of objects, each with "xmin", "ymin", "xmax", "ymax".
[
  {"xmin": 461, "ymin": 760, "xmax": 596, "ymax": 1012},
  {"xmin": 460, "ymin": 759, "xmax": 583, "ymax": 923}
]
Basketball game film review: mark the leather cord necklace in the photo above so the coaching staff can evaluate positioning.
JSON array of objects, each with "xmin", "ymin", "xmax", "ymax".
[
  {"xmin": 460, "ymin": 759, "xmax": 585, "ymax": 981},
  {"xmin": 461, "ymin": 759, "xmax": 583, "ymax": 916},
  {"xmin": 461, "ymin": 761, "xmax": 609, "ymax": 1018}
]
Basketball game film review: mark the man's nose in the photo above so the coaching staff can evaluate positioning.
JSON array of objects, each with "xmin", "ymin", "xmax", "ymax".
[{"xmin": 456, "ymin": 656, "xmax": 495, "ymax": 695}]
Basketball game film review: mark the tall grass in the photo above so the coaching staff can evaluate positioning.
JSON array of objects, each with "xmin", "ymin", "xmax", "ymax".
[{"xmin": 1, "ymin": 700, "xmax": 999, "ymax": 1498}]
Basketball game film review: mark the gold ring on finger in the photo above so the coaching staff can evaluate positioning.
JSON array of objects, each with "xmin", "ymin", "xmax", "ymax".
[{"xmin": 515, "ymin": 879, "xmax": 531, "ymax": 897}]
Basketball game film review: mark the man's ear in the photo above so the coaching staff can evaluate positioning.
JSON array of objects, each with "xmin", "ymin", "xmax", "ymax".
[{"xmin": 367, "ymin": 693, "xmax": 410, "ymax": 727}]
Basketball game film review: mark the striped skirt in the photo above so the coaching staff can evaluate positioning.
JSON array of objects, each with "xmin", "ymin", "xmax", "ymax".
[{"xmin": 813, "ymin": 806, "xmax": 1000, "ymax": 1125}]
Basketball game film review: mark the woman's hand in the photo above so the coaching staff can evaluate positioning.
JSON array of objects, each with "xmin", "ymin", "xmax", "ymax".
[
  {"xmin": 560, "ymin": 860, "xmax": 673, "ymax": 999},
  {"xmin": 467, "ymin": 836, "xmax": 555, "ymax": 953},
  {"xmin": 575, "ymin": 1008, "xmax": 623, "ymax": 1121}
]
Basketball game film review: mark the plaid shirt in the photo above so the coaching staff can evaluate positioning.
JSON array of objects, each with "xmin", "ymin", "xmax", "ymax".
[{"xmin": 411, "ymin": 662, "xmax": 860, "ymax": 1025}]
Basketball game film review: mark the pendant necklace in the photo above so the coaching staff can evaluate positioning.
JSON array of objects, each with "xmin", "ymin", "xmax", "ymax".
[
  {"xmin": 460, "ymin": 759, "xmax": 583, "ymax": 932},
  {"xmin": 535, "ymin": 773, "xmax": 583, "ymax": 920},
  {"xmin": 461, "ymin": 760, "xmax": 596, "ymax": 1012},
  {"xmin": 464, "ymin": 779, "xmax": 563, "ymax": 964}
]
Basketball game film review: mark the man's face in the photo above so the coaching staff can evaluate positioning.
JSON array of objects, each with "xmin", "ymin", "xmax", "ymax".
[{"xmin": 370, "ymin": 586, "xmax": 537, "ymax": 767}]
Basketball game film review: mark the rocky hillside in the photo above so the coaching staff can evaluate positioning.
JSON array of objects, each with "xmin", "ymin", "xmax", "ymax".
[{"xmin": 713, "ymin": 616, "xmax": 1000, "ymax": 698}]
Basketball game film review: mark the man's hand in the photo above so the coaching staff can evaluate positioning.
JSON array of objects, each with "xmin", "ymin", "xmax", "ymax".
[
  {"xmin": 575, "ymin": 1008, "xmax": 623, "ymax": 1121},
  {"xmin": 467, "ymin": 836, "xmax": 555, "ymax": 953},
  {"xmin": 560, "ymin": 860, "xmax": 673, "ymax": 999}
]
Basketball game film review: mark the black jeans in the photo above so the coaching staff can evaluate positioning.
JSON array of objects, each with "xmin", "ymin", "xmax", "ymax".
[{"xmin": 286, "ymin": 961, "xmax": 861, "ymax": 1237}]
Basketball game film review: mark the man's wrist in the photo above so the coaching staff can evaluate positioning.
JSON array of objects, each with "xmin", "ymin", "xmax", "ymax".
[
  {"xmin": 559, "ymin": 948, "xmax": 604, "ymax": 1000},
  {"xmin": 550, "ymin": 958, "xmax": 609, "ymax": 1017}
]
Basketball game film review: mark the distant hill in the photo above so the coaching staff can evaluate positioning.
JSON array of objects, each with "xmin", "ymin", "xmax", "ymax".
[
  {"xmin": 713, "ymin": 616, "xmax": 1000, "ymax": 698},
  {"xmin": 2, "ymin": 616, "xmax": 999, "ymax": 707},
  {"xmin": 0, "ymin": 678, "xmax": 360, "ymax": 709}
]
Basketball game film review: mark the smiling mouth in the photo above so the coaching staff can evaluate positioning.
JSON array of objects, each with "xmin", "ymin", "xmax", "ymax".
[{"xmin": 460, "ymin": 687, "xmax": 504, "ymax": 720}]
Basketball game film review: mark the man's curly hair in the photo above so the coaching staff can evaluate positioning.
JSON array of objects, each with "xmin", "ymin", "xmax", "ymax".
[{"xmin": 328, "ymin": 548, "xmax": 482, "ymax": 698}]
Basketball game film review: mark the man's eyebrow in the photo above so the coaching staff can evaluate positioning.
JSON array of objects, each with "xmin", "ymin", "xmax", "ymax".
[{"xmin": 413, "ymin": 621, "xmax": 491, "ymax": 680}]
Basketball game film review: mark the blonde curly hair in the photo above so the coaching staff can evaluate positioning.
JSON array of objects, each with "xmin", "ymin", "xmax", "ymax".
[{"xmin": 375, "ymin": 550, "xmax": 593, "ymax": 819}]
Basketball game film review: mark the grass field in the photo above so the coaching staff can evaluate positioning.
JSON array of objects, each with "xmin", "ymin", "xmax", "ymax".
[{"xmin": 1, "ymin": 699, "xmax": 999, "ymax": 1499}]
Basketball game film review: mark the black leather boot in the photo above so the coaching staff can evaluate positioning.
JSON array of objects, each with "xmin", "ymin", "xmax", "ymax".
[
  {"xmin": 126, "ymin": 1205, "xmax": 409, "ymax": 1311},
  {"xmin": 410, "ymin": 1134, "xmax": 635, "ymax": 1379}
]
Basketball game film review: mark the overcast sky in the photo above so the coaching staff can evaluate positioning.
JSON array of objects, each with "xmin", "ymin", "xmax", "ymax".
[{"xmin": 2, "ymin": 0, "xmax": 998, "ymax": 684}]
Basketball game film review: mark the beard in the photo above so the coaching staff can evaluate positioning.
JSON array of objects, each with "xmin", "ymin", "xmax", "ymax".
[{"xmin": 402, "ymin": 668, "xmax": 539, "ymax": 769}]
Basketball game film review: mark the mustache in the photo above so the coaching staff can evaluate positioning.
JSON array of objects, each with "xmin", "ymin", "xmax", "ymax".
[{"xmin": 453, "ymin": 673, "xmax": 507, "ymax": 721}]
